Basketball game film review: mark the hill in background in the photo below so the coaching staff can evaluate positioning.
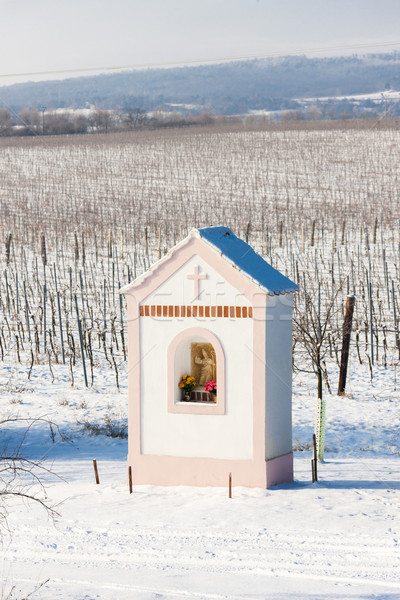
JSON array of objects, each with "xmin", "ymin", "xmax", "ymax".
[{"xmin": 1, "ymin": 52, "xmax": 400, "ymax": 118}]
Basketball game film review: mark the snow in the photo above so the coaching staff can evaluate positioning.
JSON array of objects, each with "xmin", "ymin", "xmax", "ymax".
[
  {"xmin": 299, "ymin": 89, "xmax": 400, "ymax": 103},
  {"xmin": 122, "ymin": 227, "xmax": 299, "ymax": 296},
  {"xmin": 2, "ymin": 118, "xmax": 400, "ymax": 598},
  {"xmin": 1, "ymin": 356, "xmax": 400, "ymax": 599},
  {"xmin": 198, "ymin": 227, "xmax": 299, "ymax": 295},
  {"xmin": 4, "ymin": 457, "xmax": 400, "ymax": 599}
]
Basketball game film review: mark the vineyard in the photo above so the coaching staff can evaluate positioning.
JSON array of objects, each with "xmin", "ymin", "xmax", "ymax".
[{"xmin": 1, "ymin": 122, "xmax": 400, "ymax": 394}]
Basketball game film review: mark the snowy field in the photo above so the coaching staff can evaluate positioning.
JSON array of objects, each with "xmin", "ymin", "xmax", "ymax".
[
  {"xmin": 1, "ymin": 357, "xmax": 400, "ymax": 600},
  {"xmin": 1, "ymin": 124, "xmax": 400, "ymax": 598}
]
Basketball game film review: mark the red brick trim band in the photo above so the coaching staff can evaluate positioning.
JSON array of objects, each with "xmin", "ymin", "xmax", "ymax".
[{"xmin": 139, "ymin": 305, "xmax": 253, "ymax": 318}]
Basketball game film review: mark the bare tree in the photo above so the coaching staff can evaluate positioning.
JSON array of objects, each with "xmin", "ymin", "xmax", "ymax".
[
  {"xmin": 0, "ymin": 108, "xmax": 13, "ymax": 136},
  {"xmin": 293, "ymin": 276, "xmax": 344, "ymax": 459},
  {"xmin": 19, "ymin": 108, "xmax": 41, "ymax": 133},
  {"xmin": 90, "ymin": 109, "xmax": 113, "ymax": 133},
  {"xmin": 0, "ymin": 416, "xmax": 64, "ymax": 533},
  {"xmin": 121, "ymin": 107, "xmax": 148, "ymax": 130},
  {"xmin": 72, "ymin": 113, "xmax": 89, "ymax": 134}
]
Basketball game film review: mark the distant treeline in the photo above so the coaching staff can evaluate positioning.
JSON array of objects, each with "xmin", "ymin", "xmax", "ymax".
[
  {"xmin": 0, "ymin": 103, "xmax": 398, "ymax": 139},
  {"xmin": 1, "ymin": 52, "xmax": 400, "ymax": 117},
  {"xmin": 0, "ymin": 107, "xmax": 221, "ymax": 137}
]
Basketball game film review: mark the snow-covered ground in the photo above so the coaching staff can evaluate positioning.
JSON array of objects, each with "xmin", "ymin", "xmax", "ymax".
[
  {"xmin": 298, "ymin": 89, "xmax": 400, "ymax": 103},
  {"xmin": 1, "ymin": 356, "xmax": 400, "ymax": 599}
]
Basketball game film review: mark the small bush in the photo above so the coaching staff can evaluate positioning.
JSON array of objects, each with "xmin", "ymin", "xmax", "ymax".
[
  {"xmin": 77, "ymin": 412, "xmax": 127, "ymax": 439},
  {"xmin": 75, "ymin": 400, "xmax": 88, "ymax": 410},
  {"xmin": 3, "ymin": 381, "xmax": 29, "ymax": 394},
  {"xmin": 8, "ymin": 397, "xmax": 23, "ymax": 405},
  {"xmin": 293, "ymin": 439, "xmax": 312, "ymax": 452}
]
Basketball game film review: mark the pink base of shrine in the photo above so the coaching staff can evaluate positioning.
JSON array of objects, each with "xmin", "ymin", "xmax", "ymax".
[
  {"xmin": 265, "ymin": 452, "xmax": 293, "ymax": 488},
  {"xmin": 127, "ymin": 451, "xmax": 293, "ymax": 489}
]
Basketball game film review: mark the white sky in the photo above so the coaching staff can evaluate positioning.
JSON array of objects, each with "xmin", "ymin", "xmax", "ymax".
[{"xmin": 1, "ymin": 0, "xmax": 400, "ymax": 84}]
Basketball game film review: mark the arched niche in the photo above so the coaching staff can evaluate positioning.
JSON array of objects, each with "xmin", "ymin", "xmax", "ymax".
[{"xmin": 167, "ymin": 327, "xmax": 226, "ymax": 415}]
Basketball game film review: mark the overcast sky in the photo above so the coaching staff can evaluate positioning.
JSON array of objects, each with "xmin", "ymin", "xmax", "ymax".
[{"xmin": 1, "ymin": 0, "xmax": 400, "ymax": 84}]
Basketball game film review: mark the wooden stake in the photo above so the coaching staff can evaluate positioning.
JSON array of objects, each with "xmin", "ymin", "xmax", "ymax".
[
  {"xmin": 341, "ymin": 220, "xmax": 346, "ymax": 245},
  {"xmin": 57, "ymin": 291, "xmax": 65, "ymax": 365},
  {"xmin": 41, "ymin": 233, "xmax": 47, "ymax": 266},
  {"xmin": 15, "ymin": 272, "xmax": 19, "ymax": 314},
  {"xmin": 228, "ymin": 472, "xmax": 232, "ymax": 498},
  {"xmin": 103, "ymin": 278, "xmax": 107, "ymax": 343},
  {"xmin": 312, "ymin": 434, "xmax": 318, "ymax": 483},
  {"xmin": 23, "ymin": 280, "xmax": 31, "ymax": 342},
  {"xmin": 4, "ymin": 271, "xmax": 10, "ymax": 315},
  {"xmin": 43, "ymin": 284, "xmax": 47, "ymax": 353},
  {"xmin": 245, "ymin": 221, "xmax": 251, "ymax": 244},
  {"xmin": 93, "ymin": 459, "xmax": 100, "ymax": 484},
  {"xmin": 310, "ymin": 219, "xmax": 316, "ymax": 247},
  {"xmin": 338, "ymin": 295, "xmax": 356, "ymax": 395},
  {"xmin": 158, "ymin": 227, "xmax": 162, "ymax": 259},
  {"xmin": 279, "ymin": 221, "xmax": 283, "ymax": 248},
  {"xmin": 75, "ymin": 295, "xmax": 88, "ymax": 388},
  {"xmin": 5, "ymin": 232, "xmax": 12, "ymax": 264},
  {"xmin": 128, "ymin": 466, "xmax": 133, "ymax": 494}
]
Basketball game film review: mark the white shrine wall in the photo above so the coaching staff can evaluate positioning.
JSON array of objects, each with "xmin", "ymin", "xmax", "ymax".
[
  {"xmin": 140, "ymin": 316, "xmax": 253, "ymax": 459},
  {"xmin": 265, "ymin": 293, "xmax": 294, "ymax": 460},
  {"xmin": 144, "ymin": 254, "xmax": 252, "ymax": 307},
  {"xmin": 139, "ymin": 254, "xmax": 253, "ymax": 460}
]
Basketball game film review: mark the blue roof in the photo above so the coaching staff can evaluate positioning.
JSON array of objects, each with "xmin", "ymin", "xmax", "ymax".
[{"xmin": 197, "ymin": 226, "xmax": 299, "ymax": 295}]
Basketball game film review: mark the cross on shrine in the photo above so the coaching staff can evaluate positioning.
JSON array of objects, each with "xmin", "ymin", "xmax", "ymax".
[{"xmin": 186, "ymin": 265, "xmax": 207, "ymax": 300}]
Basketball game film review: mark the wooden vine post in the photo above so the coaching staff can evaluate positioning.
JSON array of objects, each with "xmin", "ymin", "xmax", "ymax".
[
  {"xmin": 93, "ymin": 459, "xmax": 100, "ymax": 484},
  {"xmin": 75, "ymin": 294, "xmax": 88, "ymax": 388},
  {"xmin": 311, "ymin": 434, "xmax": 318, "ymax": 483},
  {"xmin": 57, "ymin": 290, "xmax": 65, "ymax": 364},
  {"xmin": 128, "ymin": 466, "xmax": 133, "ymax": 494},
  {"xmin": 338, "ymin": 295, "xmax": 356, "ymax": 396},
  {"xmin": 43, "ymin": 284, "xmax": 47, "ymax": 352}
]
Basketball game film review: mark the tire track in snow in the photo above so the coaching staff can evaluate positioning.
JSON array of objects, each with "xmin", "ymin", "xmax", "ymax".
[
  {"xmin": 6, "ymin": 522, "xmax": 400, "ymax": 588},
  {"xmin": 14, "ymin": 576, "xmax": 246, "ymax": 600}
]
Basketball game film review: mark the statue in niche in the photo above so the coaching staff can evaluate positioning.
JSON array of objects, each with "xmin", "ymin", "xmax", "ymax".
[{"xmin": 191, "ymin": 343, "xmax": 216, "ymax": 387}]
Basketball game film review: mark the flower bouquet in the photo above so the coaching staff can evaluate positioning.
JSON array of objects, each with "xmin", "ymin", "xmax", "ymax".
[
  {"xmin": 204, "ymin": 379, "xmax": 217, "ymax": 401},
  {"xmin": 178, "ymin": 374, "xmax": 196, "ymax": 401}
]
